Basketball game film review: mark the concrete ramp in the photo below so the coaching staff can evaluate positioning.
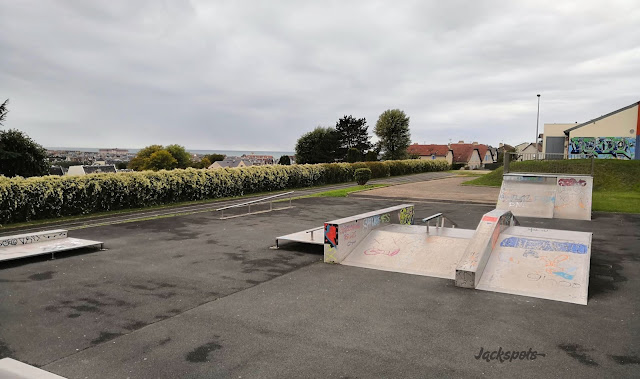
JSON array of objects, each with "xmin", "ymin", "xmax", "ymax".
[
  {"xmin": 455, "ymin": 209, "xmax": 592, "ymax": 305},
  {"xmin": 476, "ymin": 227, "xmax": 591, "ymax": 305},
  {"xmin": 342, "ymin": 224, "xmax": 474, "ymax": 279},
  {"xmin": 496, "ymin": 173, "xmax": 593, "ymax": 220},
  {"xmin": 0, "ymin": 358, "xmax": 66, "ymax": 378},
  {"xmin": 277, "ymin": 205, "xmax": 593, "ymax": 305}
]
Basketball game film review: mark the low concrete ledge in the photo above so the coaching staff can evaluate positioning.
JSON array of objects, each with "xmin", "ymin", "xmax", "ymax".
[
  {"xmin": 0, "ymin": 229, "xmax": 67, "ymax": 247},
  {"xmin": 0, "ymin": 229, "xmax": 103, "ymax": 263},
  {"xmin": 324, "ymin": 204, "xmax": 415, "ymax": 263},
  {"xmin": 455, "ymin": 209, "xmax": 518, "ymax": 288}
]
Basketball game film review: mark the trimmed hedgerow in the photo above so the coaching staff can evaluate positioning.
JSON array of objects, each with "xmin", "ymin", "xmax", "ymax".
[{"xmin": 0, "ymin": 159, "xmax": 448, "ymax": 224}]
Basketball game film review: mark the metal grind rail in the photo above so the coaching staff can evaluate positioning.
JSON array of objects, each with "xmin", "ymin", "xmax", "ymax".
[
  {"xmin": 422, "ymin": 213, "xmax": 458, "ymax": 233},
  {"xmin": 216, "ymin": 191, "xmax": 295, "ymax": 219}
]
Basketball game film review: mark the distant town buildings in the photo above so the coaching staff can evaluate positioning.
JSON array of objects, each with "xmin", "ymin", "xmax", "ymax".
[
  {"xmin": 208, "ymin": 157, "xmax": 252, "ymax": 169},
  {"xmin": 67, "ymin": 164, "xmax": 118, "ymax": 176}
]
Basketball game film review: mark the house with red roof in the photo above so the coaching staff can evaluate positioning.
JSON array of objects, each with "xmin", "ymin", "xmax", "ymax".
[
  {"xmin": 449, "ymin": 141, "xmax": 495, "ymax": 169},
  {"xmin": 409, "ymin": 141, "xmax": 495, "ymax": 169},
  {"xmin": 407, "ymin": 144, "xmax": 453, "ymax": 165}
]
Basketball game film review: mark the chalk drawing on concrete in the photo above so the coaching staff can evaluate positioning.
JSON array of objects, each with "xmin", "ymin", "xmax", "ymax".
[{"xmin": 364, "ymin": 248, "xmax": 400, "ymax": 257}]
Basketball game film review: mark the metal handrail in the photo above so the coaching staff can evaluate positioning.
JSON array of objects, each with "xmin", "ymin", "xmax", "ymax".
[
  {"xmin": 421, "ymin": 213, "xmax": 457, "ymax": 233},
  {"xmin": 215, "ymin": 191, "xmax": 294, "ymax": 211},
  {"xmin": 421, "ymin": 213, "xmax": 443, "ymax": 223}
]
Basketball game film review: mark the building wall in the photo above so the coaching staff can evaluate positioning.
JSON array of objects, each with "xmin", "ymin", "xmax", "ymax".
[
  {"xmin": 569, "ymin": 105, "xmax": 638, "ymax": 138},
  {"xmin": 482, "ymin": 151, "xmax": 493, "ymax": 164},
  {"xmin": 568, "ymin": 104, "xmax": 638, "ymax": 160},
  {"xmin": 66, "ymin": 166, "xmax": 85, "ymax": 176},
  {"xmin": 468, "ymin": 150, "xmax": 482, "ymax": 169},
  {"xmin": 542, "ymin": 123, "xmax": 574, "ymax": 154},
  {"xmin": 519, "ymin": 145, "xmax": 540, "ymax": 161}
]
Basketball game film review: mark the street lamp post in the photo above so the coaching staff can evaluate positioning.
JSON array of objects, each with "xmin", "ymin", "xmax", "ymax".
[{"xmin": 535, "ymin": 94, "xmax": 541, "ymax": 160}]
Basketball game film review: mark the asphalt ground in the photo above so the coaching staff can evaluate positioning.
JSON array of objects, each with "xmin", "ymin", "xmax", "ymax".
[{"xmin": 0, "ymin": 196, "xmax": 638, "ymax": 378}]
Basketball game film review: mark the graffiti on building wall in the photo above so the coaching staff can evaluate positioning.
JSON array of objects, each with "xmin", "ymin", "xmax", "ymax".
[{"xmin": 569, "ymin": 137, "xmax": 636, "ymax": 159}]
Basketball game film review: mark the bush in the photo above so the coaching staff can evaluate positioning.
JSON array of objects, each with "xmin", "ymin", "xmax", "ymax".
[
  {"xmin": 363, "ymin": 162, "xmax": 390, "ymax": 178},
  {"xmin": 0, "ymin": 159, "xmax": 449, "ymax": 224},
  {"xmin": 354, "ymin": 168, "xmax": 371, "ymax": 185},
  {"xmin": 451, "ymin": 163, "xmax": 465, "ymax": 170},
  {"xmin": 483, "ymin": 162, "xmax": 502, "ymax": 170}
]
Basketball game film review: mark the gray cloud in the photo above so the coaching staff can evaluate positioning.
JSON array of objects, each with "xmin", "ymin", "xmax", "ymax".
[{"xmin": 1, "ymin": 0, "xmax": 638, "ymax": 150}]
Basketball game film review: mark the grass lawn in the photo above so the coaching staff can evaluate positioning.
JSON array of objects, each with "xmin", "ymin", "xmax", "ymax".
[
  {"xmin": 462, "ymin": 160, "xmax": 640, "ymax": 213},
  {"xmin": 592, "ymin": 192, "xmax": 640, "ymax": 213},
  {"xmin": 303, "ymin": 184, "xmax": 388, "ymax": 198}
]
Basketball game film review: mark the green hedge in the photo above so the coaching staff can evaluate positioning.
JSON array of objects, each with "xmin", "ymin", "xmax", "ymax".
[{"xmin": 0, "ymin": 159, "xmax": 448, "ymax": 224}]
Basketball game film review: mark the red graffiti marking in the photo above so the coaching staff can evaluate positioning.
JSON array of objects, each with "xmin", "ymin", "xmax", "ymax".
[
  {"xmin": 482, "ymin": 216, "xmax": 498, "ymax": 222},
  {"xmin": 558, "ymin": 178, "xmax": 587, "ymax": 187},
  {"xmin": 364, "ymin": 248, "xmax": 400, "ymax": 257},
  {"xmin": 324, "ymin": 224, "xmax": 338, "ymax": 247}
]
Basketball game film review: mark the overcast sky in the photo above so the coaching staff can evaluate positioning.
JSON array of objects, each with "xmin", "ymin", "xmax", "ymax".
[{"xmin": 1, "ymin": 0, "xmax": 639, "ymax": 151}]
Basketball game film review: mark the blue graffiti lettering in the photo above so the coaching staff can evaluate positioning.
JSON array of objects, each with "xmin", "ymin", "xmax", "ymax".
[{"xmin": 500, "ymin": 236, "xmax": 588, "ymax": 254}]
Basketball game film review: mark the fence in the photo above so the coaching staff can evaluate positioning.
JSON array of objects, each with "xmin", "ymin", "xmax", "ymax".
[{"xmin": 504, "ymin": 152, "xmax": 594, "ymax": 176}]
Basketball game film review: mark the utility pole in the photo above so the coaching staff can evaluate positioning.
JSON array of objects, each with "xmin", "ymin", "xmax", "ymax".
[{"xmin": 535, "ymin": 94, "xmax": 541, "ymax": 160}]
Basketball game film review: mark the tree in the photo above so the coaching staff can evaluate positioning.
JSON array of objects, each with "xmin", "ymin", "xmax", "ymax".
[
  {"xmin": 335, "ymin": 115, "xmax": 371, "ymax": 159},
  {"xmin": 294, "ymin": 127, "xmax": 339, "ymax": 164},
  {"xmin": 203, "ymin": 154, "xmax": 225, "ymax": 163},
  {"xmin": 364, "ymin": 150, "xmax": 378, "ymax": 161},
  {"xmin": 346, "ymin": 148, "xmax": 361, "ymax": 163},
  {"xmin": 146, "ymin": 150, "xmax": 178, "ymax": 171},
  {"xmin": 128, "ymin": 145, "xmax": 163, "ymax": 170},
  {"xmin": 165, "ymin": 144, "xmax": 192, "ymax": 169},
  {"xmin": 0, "ymin": 99, "xmax": 8, "ymax": 126},
  {"xmin": 199, "ymin": 157, "xmax": 212, "ymax": 168},
  {"xmin": 374, "ymin": 109, "xmax": 411, "ymax": 160},
  {"xmin": 0, "ymin": 129, "xmax": 49, "ymax": 177},
  {"xmin": 278, "ymin": 155, "xmax": 291, "ymax": 165}
]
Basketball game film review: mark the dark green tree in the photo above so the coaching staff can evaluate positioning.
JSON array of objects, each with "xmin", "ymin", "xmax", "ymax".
[
  {"xmin": 364, "ymin": 151, "xmax": 378, "ymax": 161},
  {"xmin": 294, "ymin": 127, "xmax": 339, "ymax": 164},
  {"xmin": 165, "ymin": 144, "xmax": 192, "ymax": 169},
  {"xmin": 346, "ymin": 148, "xmax": 361, "ymax": 163},
  {"xmin": 0, "ymin": 99, "xmax": 8, "ymax": 126},
  {"xmin": 278, "ymin": 155, "xmax": 291, "ymax": 165},
  {"xmin": 0, "ymin": 129, "xmax": 49, "ymax": 177},
  {"xmin": 335, "ymin": 115, "xmax": 371, "ymax": 159},
  {"xmin": 374, "ymin": 109, "xmax": 411, "ymax": 160},
  {"xmin": 203, "ymin": 154, "xmax": 225, "ymax": 163}
]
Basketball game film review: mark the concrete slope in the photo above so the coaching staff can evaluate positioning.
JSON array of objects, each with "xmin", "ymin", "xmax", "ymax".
[
  {"xmin": 341, "ymin": 224, "xmax": 474, "ymax": 279},
  {"xmin": 476, "ymin": 226, "xmax": 592, "ymax": 305}
]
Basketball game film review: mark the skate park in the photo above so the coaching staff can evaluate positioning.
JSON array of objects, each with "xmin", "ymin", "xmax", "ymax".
[{"xmin": 0, "ymin": 173, "xmax": 638, "ymax": 378}]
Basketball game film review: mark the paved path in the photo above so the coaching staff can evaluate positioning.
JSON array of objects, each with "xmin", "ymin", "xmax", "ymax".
[
  {"xmin": 0, "ymin": 171, "xmax": 453, "ymax": 236},
  {"xmin": 351, "ymin": 176, "xmax": 500, "ymax": 204}
]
